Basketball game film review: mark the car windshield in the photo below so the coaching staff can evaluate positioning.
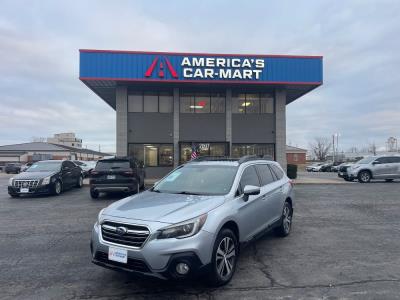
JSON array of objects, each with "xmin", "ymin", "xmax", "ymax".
[
  {"xmin": 74, "ymin": 161, "xmax": 85, "ymax": 166},
  {"xmin": 356, "ymin": 157, "xmax": 376, "ymax": 164},
  {"xmin": 26, "ymin": 161, "xmax": 61, "ymax": 172},
  {"xmin": 95, "ymin": 160, "xmax": 130, "ymax": 170},
  {"xmin": 153, "ymin": 164, "xmax": 238, "ymax": 195}
]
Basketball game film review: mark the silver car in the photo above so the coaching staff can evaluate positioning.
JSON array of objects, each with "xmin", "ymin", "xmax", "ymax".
[
  {"xmin": 90, "ymin": 156, "xmax": 294, "ymax": 286},
  {"xmin": 347, "ymin": 155, "xmax": 400, "ymax": 183}
]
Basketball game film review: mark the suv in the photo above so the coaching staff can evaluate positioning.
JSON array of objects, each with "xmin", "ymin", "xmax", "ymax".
[
  {"xmin": 347, "ymin": 155, "xmax": 400, "ymax": 183},
  {"xmin": 4, "ymin": 163, "xmax": 22, "ymax": 174},
  {"xmin": 90, "ymin": 156, "xmax": 294, "ymax": 286},
  {"xmin": 89, "ymin": 157, "xmax": 145, "ymax": 199}
]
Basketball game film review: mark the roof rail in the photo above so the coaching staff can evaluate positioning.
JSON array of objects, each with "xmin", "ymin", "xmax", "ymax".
[
  {"xmin": 238, "ymin": 155, "xmax": 274, "ymax": 164},
  {"xmin": 191, "ymin": 156, "xmax": 238, "ymax": 162}
]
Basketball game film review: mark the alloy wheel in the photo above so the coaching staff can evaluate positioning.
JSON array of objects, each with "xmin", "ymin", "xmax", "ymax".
[
  {"xmin": 55, "ymin": 182, "xmax": 61, "ymax": 194},
  {"xmin": 216, "ymin": 237, "xmax": 236, "ymax": 280},
  {"xmin": 283, "ymin": 204, "xmax": 292, "ymax": 234},
  {"xmin": 360, "ymin": 172, "xmax": 370, "ymax": 182}
]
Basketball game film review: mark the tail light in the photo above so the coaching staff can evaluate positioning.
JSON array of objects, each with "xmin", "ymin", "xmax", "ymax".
[
  {"xmin": 289, "ymin": 179, "xmax": 295, "ymax": 187},
  {"xmin": 123, "ymin": 170, "xmax": 134, "ymax": 176}
]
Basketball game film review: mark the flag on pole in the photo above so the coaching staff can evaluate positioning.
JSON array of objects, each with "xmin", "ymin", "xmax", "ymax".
[{"xmin": 191, "ymin": 143, "xmax": 198, "ymax": 160}]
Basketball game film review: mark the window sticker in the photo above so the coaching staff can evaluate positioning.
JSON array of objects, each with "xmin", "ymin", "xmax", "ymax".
[{"xmin": 165, "ymin": 171, "xmax": 182, "ymax": 182}]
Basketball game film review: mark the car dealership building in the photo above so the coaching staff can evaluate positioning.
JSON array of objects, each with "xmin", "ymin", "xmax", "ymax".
[{"xmin": 80, "ymin": 49, "xmax": 323, "ymax": 178}]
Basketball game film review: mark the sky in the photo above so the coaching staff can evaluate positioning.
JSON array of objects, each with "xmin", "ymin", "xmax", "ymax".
[{"xmin": 0, "ymin": 0, "xmax": 399, "ymax": 153}]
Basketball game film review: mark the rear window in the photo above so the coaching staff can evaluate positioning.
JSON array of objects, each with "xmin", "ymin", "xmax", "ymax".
[{"xmin": 95, "ymin": 160, "xmax": 130, "ymax": 170}]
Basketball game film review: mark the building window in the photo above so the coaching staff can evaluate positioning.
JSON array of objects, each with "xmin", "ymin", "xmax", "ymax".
[
  {"xmin": 180, "ymin": 92, "xmax": 225, "ymax": 113},
  {"xmin": 128, "ymin": 144, "xmax": 173, "ymax": 167},
  {"xmin": 232, "ymin": 144, "xmax": 275, "ymax": 159},
  {"xmin": 128, "ymin": 91, "xmax": 173, "ymax": 113},
  {"xmin": 232, "ymin": 93, "xmax": 274, "ymax": 114},
  {"xmin": 180, "ymin": 142, "xmax": 228, "ymax": 163}
]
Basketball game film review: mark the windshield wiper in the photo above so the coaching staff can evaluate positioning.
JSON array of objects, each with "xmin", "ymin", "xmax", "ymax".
[{"xmin": 173, "ymin": 191, "xmax": 206, "ymax": 195}]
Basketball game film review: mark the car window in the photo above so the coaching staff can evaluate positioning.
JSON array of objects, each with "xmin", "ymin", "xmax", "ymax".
[
  {"xmin": 270, "ymin": 165, "xmax": 284, "ymax": 180},
  {"xmin": 238, "ymin": 166, "xmax": 260, "ymax": 194},
  {"xmin": 390, "ymin": 157, "xmax": 400, "ymax": 163},
  {"xmin": 95, "ymin": 160, "xmax": 130, "ymax": 170},
  {"xmin": 375, "ymin": 157, "xmax": 390, "ymax": 164},
  {"xmin": 63, "ymin": 161, "xmax": 75, "ymax": 169},
  {"xmin": 256, "ymin": 164, "xmax": 275, "ymax": 186}
]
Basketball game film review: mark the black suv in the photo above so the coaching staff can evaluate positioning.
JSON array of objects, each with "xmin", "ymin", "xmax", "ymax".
[
  {"xmin": 4, "ymin": 163, "xmax": 22, "ymax": 174},
  {"xmin": 89, "ymin": 157, "xmax": 145, "ymax": 199},
  {"xmin": 8, "ymin": 160, "xmax": 84, "ymax": 197}
]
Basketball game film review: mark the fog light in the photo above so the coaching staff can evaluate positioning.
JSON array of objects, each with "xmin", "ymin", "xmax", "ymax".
[{"xmin": 175, "ymin": 262, "xmax": 190, "ymax": 275}]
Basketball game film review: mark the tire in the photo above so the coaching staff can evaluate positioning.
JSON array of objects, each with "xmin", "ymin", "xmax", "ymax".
[
  {"xmin": 90, "ymin": 188, "xmax": 99, "ymax": 199},
  {"xmin": 9, "ymin": 193, "xmax": 19, "ymax": 198},
  {"xmin": 275, "ymin": 201, "xmax": 293, "ymax": 237},
  {"xmin": 385, "ymin": 179, "xmax": 394, "ymax": 182},
  {"xmin": 76, "ymin": 175, "xmax": 83, "ymax": 188},
  {"xmin": 53, "ymin": 180, "xmax": 62, "ymax": 196},
  {"xmin": 358, "ymin": 170, "xmax": 371, "ymax": 183},
  {"xmin": 207, "ymin": 228, "xmax": 239, "ymax": 287}
]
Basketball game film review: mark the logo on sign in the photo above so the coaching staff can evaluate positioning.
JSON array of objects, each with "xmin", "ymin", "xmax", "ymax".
[{"xmin": 145, "ymin": 56, "xmax": 178, "ymax": 79}]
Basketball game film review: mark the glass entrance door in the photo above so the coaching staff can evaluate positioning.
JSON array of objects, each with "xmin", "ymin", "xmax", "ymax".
[{"xmin": 179, "ymin": 142, "xmax": 228, "ymax": 164}]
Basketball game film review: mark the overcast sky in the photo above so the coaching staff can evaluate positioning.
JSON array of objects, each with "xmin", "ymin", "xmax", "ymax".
[{"xmin": 1, "ymin": 0, "xmax": 399, "ymax": 153}]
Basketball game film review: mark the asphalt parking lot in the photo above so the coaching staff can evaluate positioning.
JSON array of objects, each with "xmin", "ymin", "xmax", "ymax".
[{"xmin": 1, "ymin": 173, "xmax": 400, "ymax": 299}]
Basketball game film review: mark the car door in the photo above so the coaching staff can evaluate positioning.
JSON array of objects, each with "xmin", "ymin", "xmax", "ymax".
[
  {"xmin": 268, "ymin": 164, "xmax": 288, "ymax": 222},
  {"xmin": 386, "ymin": 157, "xmax": 400, "ymax": 178},
  {"xmin": 255, "ymin": 164, "xmax": 281, "ymax": 226},
  {"xmin": 372, "ymin": 157, "xmax": 391, "ymax": 178},
  {"xmin": 61, "ymin": 161, "xmax": 74, "ymax": 188},
  {"xmin": 235, "ymin": 165, "xmax": 266, "ymax": 241},
  {"xmin": 392, "ymin": 157, "xmax": 400, "ymax": 178}
]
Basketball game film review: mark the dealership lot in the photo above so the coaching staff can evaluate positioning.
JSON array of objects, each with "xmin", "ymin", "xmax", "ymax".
[{"xmin": 0, "ymin": 173, "xmax": 399, "ymax": 299}]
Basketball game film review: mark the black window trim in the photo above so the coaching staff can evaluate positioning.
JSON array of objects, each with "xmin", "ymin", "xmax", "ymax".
[
  {"xmin": 255, "ymin": 163, "xmax": 276, "ymax": 186},
  {"xmin": 179, "ymin": 92, "xmax": 226, "ymax": 114}
]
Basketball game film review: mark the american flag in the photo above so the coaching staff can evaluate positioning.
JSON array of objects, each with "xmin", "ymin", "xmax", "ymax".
[{"xmin": 190, "ymin": 144, "xmax": 198, "ymax": 160}]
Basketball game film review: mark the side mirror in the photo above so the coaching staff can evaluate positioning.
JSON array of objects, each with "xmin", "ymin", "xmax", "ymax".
[
  {"xmin": 372, "ymin": 161, "xmax": 379, "ymax": 165},
  {"xmin": 243, "ymin": 185, "xmax": 260, "ymax": 201},
  {"xmin": 153, "ymin": 180, "xmax": 160, "ymax": 186}
]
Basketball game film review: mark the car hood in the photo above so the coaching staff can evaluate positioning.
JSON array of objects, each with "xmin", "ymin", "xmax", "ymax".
[
  {"xmin": 103, "ymin": 191, "xmax": 226, "ymax": 224},
  {"xmin": 13, "ymin": 171, "xmax": 57, "ymax": 180}
]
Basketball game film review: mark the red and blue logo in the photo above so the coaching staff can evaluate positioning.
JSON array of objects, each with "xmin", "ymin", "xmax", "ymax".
[{"xmin": 145, "ymin": 56, "xmax": 178, "ymax": 79}]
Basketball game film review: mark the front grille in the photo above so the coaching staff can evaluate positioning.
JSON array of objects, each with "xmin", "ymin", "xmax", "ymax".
[
  {"xmin": 94, "ymin": 251, "xmax": 150, "ymax": 273},
  {"xmin": 101, "ymin": 221, "xmax": 150, "ymax": 249},
  {"xmin": 13, "ymin": 180, "xmax": 39, "ymax": 189}
]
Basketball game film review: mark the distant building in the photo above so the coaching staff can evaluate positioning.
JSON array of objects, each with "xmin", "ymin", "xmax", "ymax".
[
  {"xmin": 286, "ymin": 145, "xmax": 307, "ymax": 170},
  {"xmin": 47, "ymin": 133, "xmax": 83, "ymax": 148},
  {"xmin": 0, "ymin": 142, "xmax": 109, "ymax": 166}
]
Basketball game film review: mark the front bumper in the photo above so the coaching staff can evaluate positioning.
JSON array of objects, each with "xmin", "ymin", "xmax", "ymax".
[
  {"xmin": 90, "ymin": 222, "xmax": 214, "ymax": 279},
  {"xmin": 8, "ymin": 184, "xmax": 52, "ymax": 196}
]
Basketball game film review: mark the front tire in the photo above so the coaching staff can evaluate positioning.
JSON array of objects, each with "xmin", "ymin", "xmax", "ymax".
[
  {"xmin": 90, "ymin": 188, "xmax": 99, "ymax": 199},
  {"xmin": 53, "ymin": 180, "xmax": 62, "ymax": 196},
  {"xmin": 76, "ymin": 175, "xmax": 83, "ymax": 188},
  {"xmin": 275, "ymin": 201, "xmax": 293, "ymax": 237},
  {"xmin": 207, "ymin": 228, "xmax": 238, "ymax": 287},
  {"xmin": 358, "ymin": 171, "xmax": 371, "ymax": 183}
]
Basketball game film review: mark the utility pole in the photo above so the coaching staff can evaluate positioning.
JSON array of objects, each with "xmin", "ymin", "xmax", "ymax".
[{"xmin": 332, "ymin": 134, "xmax": 335, "ymax": 163}]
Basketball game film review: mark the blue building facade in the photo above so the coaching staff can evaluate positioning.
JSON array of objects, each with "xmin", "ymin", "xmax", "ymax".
[{"xmin": 80, "ymin": 49, "xmax": 323, "ymax": 178}]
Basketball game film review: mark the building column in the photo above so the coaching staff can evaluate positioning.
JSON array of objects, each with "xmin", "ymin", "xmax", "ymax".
[
  {"xmin": 226, "ymin": 88, "xmax": 232, "ymax": 156},
  {"xmin": 173, "ymin": 88, "xmax": 180, "ymax": 167},
  {"xmin": 116, "ymin": 86, "xmax": 128, "ymax": 156},
  {"xmin": 275, "ymin": 89, "xmax": 287, "ymax": 170}
]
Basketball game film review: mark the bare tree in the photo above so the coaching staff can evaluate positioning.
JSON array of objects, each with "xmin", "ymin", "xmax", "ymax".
[
  {"xmin": 31, "ymin": 136, "xmax": 46, "ymax": 142},
  {"xmin": 369, "ymin": 142, "xmax": 377, "ymax": 155},
  {"xmin": 309, "ymin": 137, "xmax": 332, "ymax": 161}
]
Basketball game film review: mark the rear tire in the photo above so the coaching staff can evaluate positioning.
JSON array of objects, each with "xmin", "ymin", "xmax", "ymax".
[
  {"xmin": 358, "ymin": 171, "xmax": 371, "ymax": 183},
  {"xmin": 275, "ymin": 201, "xmax": 293, "ymax": 237},
  {"xmin": 207, "ymin": 228, "xmax": 238, "ymax": 287},
  {"xmin": 90, "ymin": 188, "xmax": 99, "ymax": 199}
]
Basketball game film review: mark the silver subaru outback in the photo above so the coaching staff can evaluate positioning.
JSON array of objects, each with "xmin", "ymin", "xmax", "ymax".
[
  {"xmin": 90, "ymin": 156, "xmax": 294, "ymax": 286},
  {"xmin": 347, "ymin": 155, "xmax": 400, "ymax": 183}
]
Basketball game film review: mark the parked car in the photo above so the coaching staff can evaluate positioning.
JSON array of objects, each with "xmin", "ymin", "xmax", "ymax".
[
  {"xmin": 306, "ymin": 163, "xmax": 323, "ymax": 172},
  {"xmin": 338, "ymin": 163, "xmax": 354, "ymax": 181},
  {"xmin": 4, "ymin": 163, "xmax": 22, "ymax": 174},
  {"xmin": 89, "ymin": 157, "xmax": 145, "ymax": 199},
  {"xmin": 347, "ymin": 155, "xmax": 400, "ymax": 183},
  {"xmin": 20, "ymin": 162, "xmax": 33, "ymax": 172},
  {"xmin": 330, "ymin": 162, "xmax": 343, "ymax": 172},
  {"xmin": 320, "ymin": 163, "xmax": 333, "ymax": 172},
  {"xmin": 8, "ymin": 160, "xmax": 84, "ymax": 197},
  {"xmin": 90, "ymin": 156, "xmax": 294, "ymax": 286},
  {"xmin": 73, "ymin": 160, "xmax": 97, "ymax": 177}
]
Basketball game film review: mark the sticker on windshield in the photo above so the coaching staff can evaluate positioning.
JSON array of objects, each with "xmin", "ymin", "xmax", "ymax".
[{"xmin": 165, "ymin": 171, "xmax": 182, "ymax": 182}]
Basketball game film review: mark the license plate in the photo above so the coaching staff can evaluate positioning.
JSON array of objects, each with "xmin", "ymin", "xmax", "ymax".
[
  {"xmin": 20, "ymin": 188, "xmax": 29, "ymax": 193},
  {"xmin": 108, "ymin": 246, "xmax": 127, "ymax": 263},
  {"xmin": 107, "ymin": 175, "xmax": 116, "ymax": 180}
]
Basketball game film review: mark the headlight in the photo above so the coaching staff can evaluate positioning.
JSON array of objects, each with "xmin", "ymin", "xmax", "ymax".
[
  {"xmin": 157, "ymin": 214, "xmax": 207, "ymax": 239},
  {"xmin": 42, "ymin": 176, "xmax": 51, "ymax": 185},
  {"xmin": 8, "ymin": 178, "xmax": 14, "ymax": 186},
  {"xmin": 352, "ymin": 165, "xmax": 361, "ymax": 170}
]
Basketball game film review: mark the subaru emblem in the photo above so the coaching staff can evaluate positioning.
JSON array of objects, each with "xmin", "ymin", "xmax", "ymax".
[{"xmin": 116, "ymin": 226, "xmax": 127, "ymax": 236}]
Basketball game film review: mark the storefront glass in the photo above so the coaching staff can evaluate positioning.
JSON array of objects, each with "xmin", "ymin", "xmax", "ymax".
[
  {"xmin": 231, "ymin": 144, "xmax": 275, "ymax": 159},
  {"xmin": 129, "ymin": 144, "xmax": 173, "ymax": 167},
  {"xmin": 180, "ymin": 142, "xmax": 228, "ymax": 163}
]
